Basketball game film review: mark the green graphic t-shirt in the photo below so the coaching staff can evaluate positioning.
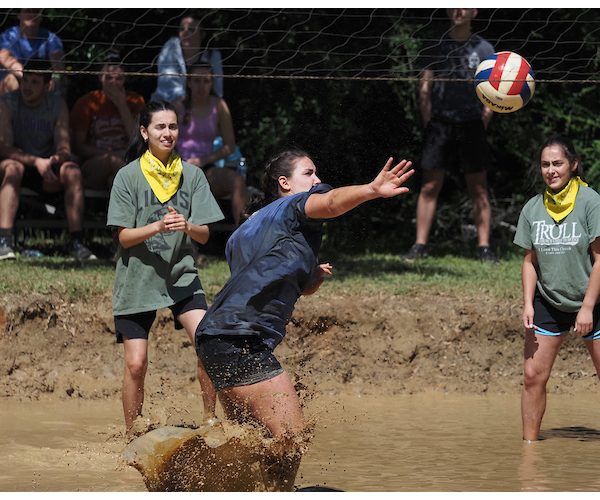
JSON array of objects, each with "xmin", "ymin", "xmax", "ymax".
[
  {"xmin": 514, "ymin": 185, "xmax": 600, "ymax": 312},
  {"xmin": 107, "ymin": 159, "xmax": 224, "ymax": 316}
]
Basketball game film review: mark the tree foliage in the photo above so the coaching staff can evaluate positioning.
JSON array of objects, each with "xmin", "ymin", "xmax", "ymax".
[{"xmin": 31, "ymin": 8, "xmax": 600, "ymax": 255}]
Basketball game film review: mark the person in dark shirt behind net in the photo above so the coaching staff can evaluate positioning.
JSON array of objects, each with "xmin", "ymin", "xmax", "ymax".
[{"xmin": 402, "ymin": 8, "xmax": 498, "ymax": 264}]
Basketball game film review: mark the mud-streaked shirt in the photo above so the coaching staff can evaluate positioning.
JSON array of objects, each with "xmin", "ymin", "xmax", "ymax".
[
  {"xmin": 196, "ymin": 183, "xmax": 332, "ymax": 349},
  {"xmin": 107, "ymin": 158, "xmax": 224, "ymax": 316},
  {"xmin": 514, "ymin": 185, "xmax": 600, "ymax": 312}
]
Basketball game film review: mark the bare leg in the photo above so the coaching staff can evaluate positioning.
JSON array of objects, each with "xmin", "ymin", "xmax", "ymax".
[
  {"xmin": 221, "ymin": 371, "xmax": 304, "ymax": 437},
  {"xmin": 0, "ymin": 159, "xmax": 24, "ymax": 230},
  {"xmin": 122, "ymin": 337, "xmax": 149, "ymax": 430},
  {"xmin": 43, "ymin": 162, "xmax": 84, "ymax": 232},
  {"xmin": 584, "ymin": 336, "xmax": 600, "ymax": 379},
  {"xmin": 60, "ymin": 162, "xmax": 85, "ymax": 232},
  {"xmin": 177, "ymin": 308, "xmax": 218, "ymax": 421},
  {"xmin": 465, "ymin": 171, "xmax": 492, "ymax": 248},
  {"xmin": 415, "ymin": 170, "xmax": 444, "ymax": 245},
  {"xmin": 522, "ymin": 330, "xmax": 565, "ymax": 441}
]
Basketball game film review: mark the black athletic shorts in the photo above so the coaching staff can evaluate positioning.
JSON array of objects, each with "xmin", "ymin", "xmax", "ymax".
[
  {"xmin": 21, "ymin": 160, "xmax": 62, "ymax": 192},
  {"xmin": 533, "ymin": 290, "xmax": 600, "ymax": 340},
  {"xmin": 195, "ymin": 334, "xmax": 284, "ymax": 392},
  {"xmin": 421, "ymin": 118, "xmax": 489, "ymax": 174},
  {"xmin": 114, "ymin": 293, "xmax": 208, "ymax": 343}
]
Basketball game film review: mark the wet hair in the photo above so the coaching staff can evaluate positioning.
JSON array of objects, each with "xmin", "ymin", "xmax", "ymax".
[
  {"xmin": 242, "ymin": 149, "xmax": 311, "ymax": 221},
  {"xmin": 540, "ymin": 135, "xmax": 585, "ymax": 182},
  {"xmin": 182, "ymin": 62, "xmax": 217, "ymax": 126},
  {"xmin": 23, "ymin": 59, "xmax": 52, "ymax": 84},
  {"xmin": 124, "ymin": 101, "xmax": 178, "ymax": 164}
]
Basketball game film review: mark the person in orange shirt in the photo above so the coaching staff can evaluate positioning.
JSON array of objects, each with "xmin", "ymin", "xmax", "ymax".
[{"xmin": 70, "ymin": 53, "xmax": 145, "ymax": 190}]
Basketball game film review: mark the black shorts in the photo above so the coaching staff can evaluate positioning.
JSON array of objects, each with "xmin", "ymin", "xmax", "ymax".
[
  {"xmin": 534, "ymin": 291, "xmax": 600, "ymax": 340},
  {"xmin": 114, "ymin": 293, "xmax": 208, "ymax": 343},
  {"xmin": 421, "ymin": 118, "xmax": 489, "ymax": 174},
  {"xmin": 22, "ymin": 161, "xmax": 62, "ymax": 192},
  {"xmin": 195, "ymin": 334, "xmax": 284, "ymax": 392}
]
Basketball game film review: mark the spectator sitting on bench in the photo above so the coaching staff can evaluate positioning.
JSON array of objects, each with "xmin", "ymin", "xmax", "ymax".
[
  {"xmin": 178, "ymin": 62, "xmax": 247, "ymax": 226},
  {"xmin": 70, "ymin": 52, "xmax": 145, "ymax": 190},
  {"xmin": 0, "ymin": 8, "xmax": 65, "ymax": 96},
  {"xmin": 0, "ymin": 59, "xmax": 96, "ymax": 261}
]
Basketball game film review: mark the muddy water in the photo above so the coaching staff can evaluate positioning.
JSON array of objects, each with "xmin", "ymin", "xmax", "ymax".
[{"xmin": 1, "ymin": 393, "xmax": 600, "ymax": 492}]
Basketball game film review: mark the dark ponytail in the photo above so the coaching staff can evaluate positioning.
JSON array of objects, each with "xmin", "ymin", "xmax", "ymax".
[
  {"xmin": 124, "ymin": 100, "xmax": 178, "ymax": 164},
  {"xmin": 241, "ymin": 149, "xmax": 311, "ymax": 222}
]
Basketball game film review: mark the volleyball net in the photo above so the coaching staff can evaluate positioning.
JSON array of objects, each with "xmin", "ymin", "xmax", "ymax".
[{"xmin": 2, "ymin": 7, "xmax": 599, "ymax": 84}]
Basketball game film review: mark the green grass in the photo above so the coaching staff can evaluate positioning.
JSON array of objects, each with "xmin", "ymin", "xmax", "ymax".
[
  {"xmin": 318, "ymin": 252, "xmax": 523, "ymax": 300},
  {"xmin": 0, "ymin": 252, "xmax": 524, "ymax": 302}
]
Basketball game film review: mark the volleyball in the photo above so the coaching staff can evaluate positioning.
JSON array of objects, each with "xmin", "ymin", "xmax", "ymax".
[{"xmin": 474, "ymin": 51, "xmax": 535, "ymax": 113}]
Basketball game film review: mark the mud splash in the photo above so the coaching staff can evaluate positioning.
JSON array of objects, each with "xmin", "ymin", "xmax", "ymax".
[{"xmin": 122, "ymin": 421, "xmax": 308, "ymax": 492}]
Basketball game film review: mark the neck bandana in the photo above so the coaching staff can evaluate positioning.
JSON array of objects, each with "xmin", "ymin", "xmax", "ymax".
[
  {"xmin": 543, "ymin": 175, "xmax": 587, "ymax": 223},
  {"xmin": 140, "ymin": 149, "xmax": 183, "ymax": 203}
]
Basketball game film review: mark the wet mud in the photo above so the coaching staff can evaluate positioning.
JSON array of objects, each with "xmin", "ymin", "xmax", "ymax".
[{"xmin": 1, "ymin": 290, "xmax": 599, "ymax": 491}]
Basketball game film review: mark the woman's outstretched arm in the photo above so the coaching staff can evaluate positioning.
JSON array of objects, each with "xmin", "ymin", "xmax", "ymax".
[{"xmin": 304, "ymin": 158, "xmax": 414, "ymax": 220}]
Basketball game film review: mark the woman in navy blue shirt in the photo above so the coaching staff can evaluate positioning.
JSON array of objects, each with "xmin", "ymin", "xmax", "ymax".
[{"xmin": 196, "ymin": 150, "xmax": 414, "ymax": 436}]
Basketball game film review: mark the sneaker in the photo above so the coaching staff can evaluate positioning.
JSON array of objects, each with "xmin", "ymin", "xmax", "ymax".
[
  {"xmin": 0, "ymin": 236, "xmax": 15, "ymax": 260},
  {"xmin": 401, "ymin": 243, "xmax": 428, "ymax": 262},
  {"xmin": 71, "ymin": 240, "xmax": 97, "ymax": 261},
  {"xmin": 479, "ymin": 246, "xmax": 499, "ymax": 265}
]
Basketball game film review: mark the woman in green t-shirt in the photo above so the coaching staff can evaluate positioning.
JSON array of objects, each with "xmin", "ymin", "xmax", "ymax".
[
  {"xmin": 514, "ymin": 136, "xmax": 600, "ymax": 443},
  {"xmin": 107, "ymin": 100, "xmax": 223, "ymax": 431}
]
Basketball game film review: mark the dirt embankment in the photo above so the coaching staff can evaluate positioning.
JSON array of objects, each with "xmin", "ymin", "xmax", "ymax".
[{"xmin": 0, "ymin": 290, "xmax": 598, "ymax": 403}]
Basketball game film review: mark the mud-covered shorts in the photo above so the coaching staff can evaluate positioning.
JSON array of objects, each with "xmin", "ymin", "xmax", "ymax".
[{"xmin": 195, "ymin": 334, "xmax": 284, "ymax": 392}]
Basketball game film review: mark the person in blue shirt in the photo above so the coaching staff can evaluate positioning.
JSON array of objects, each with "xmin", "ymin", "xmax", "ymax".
[
  {"xmin": 0, "ymin": 8, "xmax": 65, "ymax": 95},
  {"xmin": 195, "ymin": 150, "xmax": 414, "ymax": 436}
]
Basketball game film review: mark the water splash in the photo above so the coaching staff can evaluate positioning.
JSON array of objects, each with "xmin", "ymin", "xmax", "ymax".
[{"xmin": 122, "ymin": 419, "xmax": 310, "ymax": 492}]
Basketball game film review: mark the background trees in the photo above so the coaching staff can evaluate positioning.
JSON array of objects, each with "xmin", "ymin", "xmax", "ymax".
[{"xmin": 28, "ymin": 7, "xmax": 600, "ymax": 256}]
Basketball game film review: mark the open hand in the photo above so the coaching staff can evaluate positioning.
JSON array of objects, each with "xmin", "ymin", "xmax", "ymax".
[{"xmin": 370, "ymin": 158, "xmax": 415, "ymax": 198}]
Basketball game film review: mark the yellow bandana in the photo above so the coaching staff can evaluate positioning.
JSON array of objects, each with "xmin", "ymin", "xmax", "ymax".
[
  {"xmin": 543, "ymin": 175, "xmax": 587, "ymax": 223},
  {"xmin": 140, "ymin": 149, "xmax": 183, "ymax": 203}
]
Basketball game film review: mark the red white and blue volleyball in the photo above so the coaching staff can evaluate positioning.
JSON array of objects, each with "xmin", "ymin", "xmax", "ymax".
[{"xmin": 474, "ymin": 51, "xmax": 535, "ymax": 113}]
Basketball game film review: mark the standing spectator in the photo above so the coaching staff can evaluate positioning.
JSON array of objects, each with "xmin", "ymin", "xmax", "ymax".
[
  {"xmin": 0, "ymin": 8, "xmax": 64, "ymax": 96},
  {"xmin": 70, "ymin": 54, "xmax": 145, "ymax": 190},
  {"xmin": 108, "ymin": 100, "xmax": 224, "ymax": 430},
  {"xmin": 402, "ymin": 8, "xmax": 498, "ymax": 264},
  {"xmin": 151, "ymin": 14, "xmax": 223, "ymax": 114},
  {"xmin": 178, "ymin": 63, "xmax": 247, "ymax": 226},
  {"xmin": 0, "ymin": 59, "xmax": 95, "ymax": 261},
  {"xmin": 515, "ymin": 136, "xmax": 600, "ymax": 442}
]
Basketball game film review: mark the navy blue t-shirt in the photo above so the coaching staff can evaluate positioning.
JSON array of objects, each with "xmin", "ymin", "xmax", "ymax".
[
  {"xmin": 196, "ymin": 183, "xmax": 332, "ymax": 349},
  {"xmin": 418, "ymin": 33, "xmax": 494, "ymax": 122}
]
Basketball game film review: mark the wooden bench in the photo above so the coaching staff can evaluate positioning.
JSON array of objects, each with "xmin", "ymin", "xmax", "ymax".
[
  {"xmin": 14, "ymin": 160, "xmax": 259, "ymax": 235},
  {"xmin": 15, "ymin": 187, "xmax": 109, "ymax": 231}
]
